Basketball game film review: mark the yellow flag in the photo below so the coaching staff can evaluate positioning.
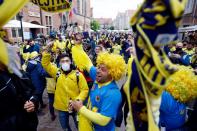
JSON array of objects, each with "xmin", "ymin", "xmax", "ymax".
[
  {"xmin": 0, "ymin": 38, "xmax": 9, "ymax": 66},
  {"xmin": 31, "ymin": 0, "xmax": 72, "ymax": 12},
  {"xmin": 0, "ymin": 0, "xmax": 28, "ymax": 27}
]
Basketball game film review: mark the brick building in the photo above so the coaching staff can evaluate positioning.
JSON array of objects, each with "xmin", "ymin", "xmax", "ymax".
[
  {"xmin": 4, "ymin": 0, "xmax": 92, "ymax": 42},
  {"xmin": 68, "ymin": 0, "xmax": 92, "ymax": 31},
  {"xmin": 182, "ymin": 0, "xmax": 197, "ymax": 26}
]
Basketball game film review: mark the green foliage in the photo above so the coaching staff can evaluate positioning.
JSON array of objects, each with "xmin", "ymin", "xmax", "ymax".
[
  {"xmin": 109, "ymin": 26, "xmax": 115, "ymax": 30},
  {"xmin": 91, "ymin": 20, "xmax": 100, "ymax": 31}
]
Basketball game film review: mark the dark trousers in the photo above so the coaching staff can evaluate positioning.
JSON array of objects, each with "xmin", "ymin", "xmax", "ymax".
[
  {"xmin": 38, "ymin": 93, "xmax": 44, "ymax": 107},
  {"xmin": 58, "ymin": 111, "xmax": 78, "ymax": 131},
  {"xmin": 48, "ymin": 93, "xmax": 55, "ymax": 116}
]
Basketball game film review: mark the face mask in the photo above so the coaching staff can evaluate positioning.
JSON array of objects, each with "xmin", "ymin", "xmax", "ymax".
[{"xmin": 61, "ymin": 63, "xmax": 70, "ymax": 72}]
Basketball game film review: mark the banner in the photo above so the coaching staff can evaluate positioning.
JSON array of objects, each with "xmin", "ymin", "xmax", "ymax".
[
  {"xmin": 0, "ymin": 0, "xmax": 28, "ymax": 27},
  {"xmin": 31, "ymin": 0, "xmax": 72, "ymax": 13}
]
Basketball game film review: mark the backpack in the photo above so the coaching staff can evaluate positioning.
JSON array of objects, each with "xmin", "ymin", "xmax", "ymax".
[{"xmin": 55, "ymin": 69, "xmax": 80, "ymax": 90}]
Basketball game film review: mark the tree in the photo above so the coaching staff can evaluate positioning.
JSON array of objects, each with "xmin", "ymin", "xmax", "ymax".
[
  {"xmin": 109, "ymin": 26, "xmax": 115, "ymax": 30},
  {"xmin": 91, "ymin": 20, "xmax": 100, "ymax": 31}
]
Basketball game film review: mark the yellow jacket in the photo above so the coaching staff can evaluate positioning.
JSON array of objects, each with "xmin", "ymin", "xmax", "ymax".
[
  {"xmin": 52, "ymin": 40, "xmax": 67, "ymax": 52},
  {"xmin": 112, "ymin": 44, "xmax": 122, "ymax": 55},
  {"xmin": 46, "ymin": 77, "xmax": 56, "ymax": 94},
  {"xmin": 42, "ymin": 52, "xmax": 89, "ymax": 111}
]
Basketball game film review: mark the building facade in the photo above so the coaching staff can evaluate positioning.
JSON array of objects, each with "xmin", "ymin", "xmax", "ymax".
[
  {"xmin": 67, "ymin": 0, "xmax": 92, "ymax": 31},
  {"xmin": 94, "ymin": 18, "xmax": 113, "ymax": 29},
  {"xmin": 4, "ymin": 0, "xmax": 92, "ymax": 42},
  {"xmin": 182, "ymin": 0, "xmax": 197, "ymax": 26},
  {"xmin": 113, "ymin": 10, "xmax": 135, "ymax": 30}
]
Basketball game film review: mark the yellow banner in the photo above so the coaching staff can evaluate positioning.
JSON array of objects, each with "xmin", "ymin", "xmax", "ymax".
[
  {"xmin": 31, "ymin": 0, "xmax": 72, "ymax": 12},
  {"xmin": 0, "ymin": 0, "xmax": 28, "ymax": 27}
]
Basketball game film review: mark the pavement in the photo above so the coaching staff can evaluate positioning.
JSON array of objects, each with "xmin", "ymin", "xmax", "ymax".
[{"xmin": 37, "ymin": 90, "xmax": 77, "ymax": 131}]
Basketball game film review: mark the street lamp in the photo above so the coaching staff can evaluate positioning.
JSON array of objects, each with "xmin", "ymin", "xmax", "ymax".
[{"xmin": 18, "ymin": 11, "xmax": 24, "ymax": 42}]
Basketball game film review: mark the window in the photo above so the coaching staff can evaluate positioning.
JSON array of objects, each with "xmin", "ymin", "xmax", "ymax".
[
  {"xmin": 16, "ymin": 14, "xmax": 21, "ymax": 20},
  {"xmin": 11, "ymin": 28, "xmax": 22, "ymax": 38},
  {"xmin": 45, "ymin": 16, "xmax": 48, "ymax": 25},
  {"xmin": 11, "ymin": 28, "xmax": 17, "ymax": 38},
  {"xmin": 49, "ymin": 16, "xmax": 52, "ymax": 25},
  {"xmin": 82, "ymin": 0, "xmax": 87, "ymax": 16},
  {"xmin": 18, "ymin": 28, "xmax": 22, "ymax": 37},
  {"xmin": 82, "ymin": 0, "xmax": 84, "ymax": 15},
  {"xmin": 77, "ymin": 0, "xmax": 80, "ymax": 14},
  {"xmin": 11, "ymin": 14, "xmax": 21, "ymax": 20},
  {"xmin": 45, "ymin": 16, "xmax": 52, "ymax": 34},
  {"xmin": 184, "ymin": 0, "xmax": 194, "ymax": 14}
]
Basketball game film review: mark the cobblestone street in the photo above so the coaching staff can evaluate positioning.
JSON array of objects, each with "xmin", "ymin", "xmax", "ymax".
[{"xmin": 37, "ymin": 90, "xmax": 77, "ymax": 131}]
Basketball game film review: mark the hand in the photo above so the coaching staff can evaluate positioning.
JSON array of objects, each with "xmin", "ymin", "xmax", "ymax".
[
  {"xmin": 24, "ymin": 101, "xmax": 35, "ymax": 112},
  {"xmin": 71, "ymin": 100, "xmax": 83, "ymax": 112},
  {"xmin": 174, "ymin": 54, "xmax": 181, "ymax": 59},
  {"xmin": 43, "ymin": 41, "xmax": 54, "ymax": 53},
  {"xmin": 47, "ymin": 40, "xmax": 55, "ymax": 47},
  {"xmin": 170, "ymin": 53, "xmax": 181, "ymax": 58}
]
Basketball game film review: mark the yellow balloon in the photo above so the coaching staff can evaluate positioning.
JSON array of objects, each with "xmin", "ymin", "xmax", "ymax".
[
  {"xmin": 31, "ymin": 0, "xmax": 72, "ymax": 12},
  {"xmin": 0, "ymin": 0, "xmax": 28, "ymax": 27}
]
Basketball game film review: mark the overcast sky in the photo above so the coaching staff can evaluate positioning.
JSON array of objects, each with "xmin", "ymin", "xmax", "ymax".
[{"xmin": 91, "ymin": 0, "xmax": 143, "ymax": 19}]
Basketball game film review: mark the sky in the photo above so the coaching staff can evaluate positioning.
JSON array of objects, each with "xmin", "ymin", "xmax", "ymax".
[{"xmin": 91, "ymin": 0, "xmax": 143, "ymax": 19}]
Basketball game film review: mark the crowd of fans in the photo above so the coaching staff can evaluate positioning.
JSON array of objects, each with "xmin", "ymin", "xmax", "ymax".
[{"xmin": 164, "ymin": 32, "xmax": 197, "ymax": 72}]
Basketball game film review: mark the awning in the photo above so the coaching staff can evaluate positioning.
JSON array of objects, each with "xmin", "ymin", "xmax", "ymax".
[
  {"xmin": 179, "ymin": 25, "xmax": 197, "ymax": 33},
  {"xmin": 3, "ymin": 20, "xmax": 47, "ymax": 28}
]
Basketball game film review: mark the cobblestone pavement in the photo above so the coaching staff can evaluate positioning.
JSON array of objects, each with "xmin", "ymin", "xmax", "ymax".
[{"xmin": 37, "ymin": 90, "xmax": 77, "ymax": 131}]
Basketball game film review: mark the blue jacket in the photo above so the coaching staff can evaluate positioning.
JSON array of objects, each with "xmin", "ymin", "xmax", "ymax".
[
  {"xmin": 120, "ymin": 41, "xmax": 130, "ymax": 57},
  {"xmin": 26, "ymin": 59, "xmax": 47, "ymax": 93},
  {"xmin": 159, "ymin": 91, "xmax": 186, "ymax": 130},
  {"xmin": 181, "ymin": 55, "xmax": 192, "ymax": 66},
  {"xmin": 24, "ymin": 44, "xmax": 40, "ymax": 53}
]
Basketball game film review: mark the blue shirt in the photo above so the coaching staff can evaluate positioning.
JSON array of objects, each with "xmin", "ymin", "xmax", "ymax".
[
  {"xmin": 89, "ymin": 66, "xmax": 122, "ymax": 131},
  {"xmin": 159, "ymin": 91, "xmax": 186, "ymax": 130}
]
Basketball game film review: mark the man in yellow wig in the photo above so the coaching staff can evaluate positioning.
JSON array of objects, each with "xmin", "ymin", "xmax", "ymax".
[{"xmin": 70, "ymin": 40, "xmax": 126, "ymax": 131}]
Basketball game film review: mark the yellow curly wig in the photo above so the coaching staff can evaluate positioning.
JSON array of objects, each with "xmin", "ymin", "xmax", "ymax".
[
  {"xmin": 166, "ymin": 66, "xmax": 197, "ymax": 103},
  {"xmin": 97, "ymin": 52, "xmax": 127, "ymax": 81}
]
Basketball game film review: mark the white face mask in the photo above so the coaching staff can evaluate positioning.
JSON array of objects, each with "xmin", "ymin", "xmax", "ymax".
[{"xmin": 61, "ymin": 63, "xmax": 70, "ymax": 72}]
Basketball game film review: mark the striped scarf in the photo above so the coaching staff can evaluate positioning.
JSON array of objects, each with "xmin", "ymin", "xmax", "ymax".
[{"xmin": 125, "ymin": 0, "xmax": 187, "ymax": 131}]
